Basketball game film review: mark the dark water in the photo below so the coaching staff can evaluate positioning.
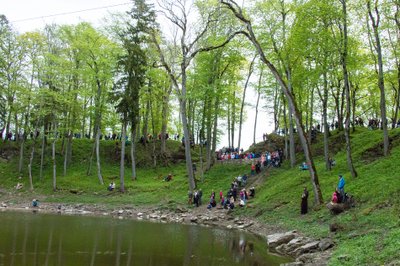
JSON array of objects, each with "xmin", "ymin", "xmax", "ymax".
[{"xmin": 0, "ymin": 211, "xmax": 291, "ymax": 266}]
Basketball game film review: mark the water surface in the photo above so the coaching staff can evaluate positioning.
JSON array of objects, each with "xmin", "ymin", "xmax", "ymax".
[{"xmin": 0, "ymin": 211, "xmax": 291, "ymax": 265}]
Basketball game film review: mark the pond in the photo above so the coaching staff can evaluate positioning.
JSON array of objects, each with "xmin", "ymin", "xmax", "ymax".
[{"xmin": 0, "ymin": 211, "xmax": 291, "ymax": 265}]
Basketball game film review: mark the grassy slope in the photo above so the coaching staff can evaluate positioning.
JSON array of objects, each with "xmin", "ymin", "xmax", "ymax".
[{"xmin": 0, "ymin": 128, "xmax": 399, "ymax": 265}]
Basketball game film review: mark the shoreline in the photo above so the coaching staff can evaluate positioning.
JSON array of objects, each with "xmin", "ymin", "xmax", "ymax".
[{"xmin": 0, "ymin": 199, "xmax": 333, "ymax": 265}]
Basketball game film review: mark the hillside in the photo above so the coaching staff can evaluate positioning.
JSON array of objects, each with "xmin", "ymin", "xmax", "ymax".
[{"xmin": 0, "ymin": 128, "xmax": 400, "ymax": 265}]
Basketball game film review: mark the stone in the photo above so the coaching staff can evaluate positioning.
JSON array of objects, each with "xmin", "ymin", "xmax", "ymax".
[
  {"xmin": 1, "ymin": 202, "xmax": 7, "ymax": 208},
  {"xmin": 226, "ymin": 225, "xmax": 233, "ymax": 229},
  {"xmin": 295, "ymin": 241, "xmax": 320, "ymax": 256},
  {"xmin": 319, "ymin": 238, "xmax": 334, "ymax": 251},
  {"xmin": 190, "ymin": 217, "xmax": 198, "ymax": 223},
  {"xmin": 137, "ymin": 212, "xmax": 143, "ymax": 217},
  {"xmin": 338, "ymin": 254, "xmax": 350, "ymax": 261},
  {"xmin": 161, "ymin": 215, "xmax": 167, "ymax": 220},
  {"xmin": 281, "ymin": 262, "xmax": 303, "ymax": 266},
  {"xmin": 118, "ymin": 210, "xmax": 124, "ymax": 215},
  {"xmin": 275, "ymin": 237, "xmax": 310, "ymax": 256},
  {"xmin": 267, "ymin": 231, "xmax": 298, "ymax": 249}
]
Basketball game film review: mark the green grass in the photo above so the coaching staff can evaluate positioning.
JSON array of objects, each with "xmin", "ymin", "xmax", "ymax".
[{"xmin": 1, "ymin": 128, "xmax": 400, "ymax": 265}]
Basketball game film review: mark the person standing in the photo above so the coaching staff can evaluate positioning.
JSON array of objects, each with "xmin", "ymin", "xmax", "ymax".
[
  {"xmin": 338, "ymin": 175, "xmax": 345, "ymax": 202},
  {"xmin": 301, "ymin": 187, "xmax": 309, "ymax": 215}
]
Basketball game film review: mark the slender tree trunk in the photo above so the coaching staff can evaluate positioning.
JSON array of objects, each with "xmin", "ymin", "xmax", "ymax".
[
  {"xmin": 142, "ymin": 99, "xmax": 150, "ymax": 144},
  {"xmin": 63, "ymin": 131, "xmax": 69, "ymax": 176},
  {"xmin": 308, "ymin": 87, "xmax": 315, "ymax": 142},
  {"xmin": 39, "ymin": 126, "xmax": 46, "ymax": 180},
  {"xmin": 227, "ymin": 103, "xmax": 231, "ymax": 148},
  {"xmin": 341, "ymin": 0, "xmax": 358, "ymax": 178},
  {"xmin": 52, "ymin": 137, "xmax": 57, "ymax": 192},
  {"xmin": 95, "ymin": 126, "xmax": 103, "ymax": 185},
  {"xmin": 28, "ymin": 146, "xmax": 34, "ymax": 191},
  {"xmin": 322, "ymin": 72, "xmax": 330, "ymax": 171},
  {"xmin": 120, "ymin": 120, "xmax": 126, "ymax": 192},
  {"xmin": 180, "ymin": 67, "xmax": 195, "ymax": 191},
  {"xmin": 253, "ymin": 68, "xmax": 263, "ymax": 145},
  {"xmin": 160, "ymin": 85, "xmax": 172, "ymax": 154},
  {"xmin": 87, "ymin": 141, "xmax": 95, "ymax": 176},
  {"xmin": 368, "ymin": 0, "xmax": 389, "ymax": 156},
  {"xmin": 130, "ymin": 126, "xmax": 137, "ymax": 180},
  {"xmin": 209, "ymin": 96, "xmax": 220, "ymax": 170},
  {"xmin": 231, "ymin": 91, "xmax": 236, "ymax": 148},
  {"xmin": 18, "ymin": 138, "xmax": 25, "ymax": 175},
  {"xmin": 238, "ymin": 55, "xmax": 256, "ymax": 149},
  {"xmin": 283, "ymin": 97, "xmax": 289, "ymax": 159}
]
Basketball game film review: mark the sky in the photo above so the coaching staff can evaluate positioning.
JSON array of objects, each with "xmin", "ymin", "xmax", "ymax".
[{"xmin": 1, "ymin": 0, "xmax": 275, "ymax": 150}]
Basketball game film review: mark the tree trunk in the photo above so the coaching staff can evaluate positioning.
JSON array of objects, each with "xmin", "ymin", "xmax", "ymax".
[
  {"xmin": 231, "ymin": 91, "xmax": 236, "ymax": 148},
  {"xmin": 142, "ymin": 99, "xmax": 150, "ymax": 144},
  {"xmin": 28, "ymin": 146, "xmax": 34, "ymax": 191},
  {"xmin": 95, "ymin": 127, "xmax": 104, "ymax": 185},
  {"xmin": 342, "ymin": 0, "xmax": 358, "ymax": 178},
  {"xmin": 160, "ymin": 85, "xmax": 172, "ymax": 154},
  {"xmin": 253, "ymin": 67, "xmax": 263, "ymax": 145},
  {"xmin": 52, "ymin": 137, "xmax": 57, "ymax": 192},
  {"xmin": 87, "ymin": 141, "xmax": 95, "ymax": 176},
  {"xmin": 119, "ymin": 120, "xmax": 126, "ymax": 193},
  {"xmin": 208, "ymin": 96, "xmax": 220, "ymax": 171},
  {"xmin": 39, "ymin": 127, "xmax": 46, "ymax": 180},
  {"xmin": 18, "ymin": 138, "xmax": 25, "ymax": 175},
  {"xmin": 130, "ymin": 125, "xmax": 137, "ymax": 180},
  {"xmin": 238, "ymin": 55, "xmax": 256, "ymax": 149},
  {"xmin": 283, "ymin": 97, "xmax": 289, "ymax": 159},
  {"xmin": 322, "ymin": 72, "xmax": 330, "ymax": 171},
  {"xmin": 286, "ymin": 67, "xmax": 296, "ymax": 167},
  {"xmin": 368, "ymin": 0, "xmax": 389, "ymax": 156},
  {"xmin": 227, "ymin": 103, "xmax": 231, "ymax": 148}
]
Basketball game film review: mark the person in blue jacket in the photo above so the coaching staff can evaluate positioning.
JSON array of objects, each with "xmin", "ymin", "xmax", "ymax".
[{"xmin": 337, "ymin": 175, "xmax": 345, "ymax": 202}]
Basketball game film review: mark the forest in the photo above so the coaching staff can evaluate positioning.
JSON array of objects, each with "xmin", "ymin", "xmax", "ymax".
[{"xmin": 1, "ymin": 0, "xmax": 399, "ymax": 204}]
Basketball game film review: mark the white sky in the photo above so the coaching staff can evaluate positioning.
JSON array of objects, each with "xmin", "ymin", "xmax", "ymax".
[
  {"xmin": 1, "ymin": 0, "xmax": 274, "ymax": 150},
  {"xmin": 3, "ymin": 0, "xmax": 130, "ymax": 33}
]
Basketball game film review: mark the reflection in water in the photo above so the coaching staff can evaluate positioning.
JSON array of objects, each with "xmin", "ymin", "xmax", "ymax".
[{"xmin": 0, "ymin": 211, "xmax": 291, "ymax": 265}]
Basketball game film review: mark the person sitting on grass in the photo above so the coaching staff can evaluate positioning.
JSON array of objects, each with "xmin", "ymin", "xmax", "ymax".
[
  {"xmin": 164, "ymin": 173, "xmax": 173, "ymax": 182},
  {"xmin": 15, "ymin": 183, "xmax": 23, "ymax": 190},
  {"xmin": 300, "ymin": 162, "xmax": 309, "ymax": 170},
  {"xmin": 249, "ymin": 187, "xmax": 255, "ymax": 198},
  {"xmin": 108, "ymin": 181, "xmax": 115, "ymax": 191},
  {"xmin": 32, "ymin": 199, "xmax": 39, "ymax": 207},
  {"xmin": 331, "ymin": 188, "xmax": 340, "ymax": 204}
]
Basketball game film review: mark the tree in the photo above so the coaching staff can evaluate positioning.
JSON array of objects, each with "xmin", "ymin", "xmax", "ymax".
[
  {"xmin": 367, "ymin": 0, "xmax": 390, "ymax": 156},
  {"xmin": 220, "ymin": 0, "xmax": 323, "ymax": 205},
  {"xmin": 153, "ymin": 0, "xmax": 239, "ymax": 191}
]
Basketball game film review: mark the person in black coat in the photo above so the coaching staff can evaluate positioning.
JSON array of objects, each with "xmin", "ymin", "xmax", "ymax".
[{"xmin": 301, "ymin": 187, "xmax": 309, "ymax": 215}]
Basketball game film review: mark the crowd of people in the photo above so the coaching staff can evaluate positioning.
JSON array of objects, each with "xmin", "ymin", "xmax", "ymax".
[
  {"xmin": 216, "ymin": 148, "xmax": 283, "ymax": 168},
  {"xmin": 188, "ymin": 175, "xmax": 256, "ymax": 211}
]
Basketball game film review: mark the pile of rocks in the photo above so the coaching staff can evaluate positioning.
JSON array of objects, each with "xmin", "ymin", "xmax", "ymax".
[{"xmin": 267, "ymin": 231, "xmax": 334, "ymax": 265}]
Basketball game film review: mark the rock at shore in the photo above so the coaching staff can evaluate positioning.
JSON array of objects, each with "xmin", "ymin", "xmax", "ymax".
[{"xmin": 267, "ymin": 231, "xmax": 298, "ymax": 249}]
